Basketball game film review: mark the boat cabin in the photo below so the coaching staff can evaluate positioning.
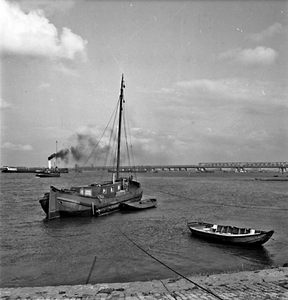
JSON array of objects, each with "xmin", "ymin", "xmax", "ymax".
[{"xmin": 71, "ymin": 178, "xmax": 129, "ymax": 198}]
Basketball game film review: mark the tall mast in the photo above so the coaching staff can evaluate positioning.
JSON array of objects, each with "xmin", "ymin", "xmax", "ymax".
[{"xmin": 116, "ymin": 74, "xmax": 124, "ymax": 180}]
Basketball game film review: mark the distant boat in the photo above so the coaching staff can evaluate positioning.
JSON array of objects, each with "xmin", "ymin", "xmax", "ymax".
[
  {"xmin": 255, "ymin": 176, "xmax": 288, "ymax": 181},
  {"xmin": 36, "ymin": 169, "xmax": 60, "ymax": 178},
  {"xmin": 38, "ymin": 74, "xmax": 143, "ymax": 219},
  {"xmin": 119, "ymin": 198, "xmax": 157, "ymax": 211},
  {"xmin": 2, "ymin": 166, "xmax": 36, "ymax": 173},
  {"xmin": 187, "ymin": 221, "xmax": 274, "ymax": 246}
]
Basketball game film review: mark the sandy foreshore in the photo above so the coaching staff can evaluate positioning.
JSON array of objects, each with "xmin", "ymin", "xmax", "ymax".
[{"xmin": 1, "ymin": 267, "xmax": 288, "ymax": 299}]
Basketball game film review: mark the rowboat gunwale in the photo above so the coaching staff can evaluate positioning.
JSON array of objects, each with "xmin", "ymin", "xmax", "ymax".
[{"xmin": 187, "ymin": 221, "xmax": 274, "ymax": 246}]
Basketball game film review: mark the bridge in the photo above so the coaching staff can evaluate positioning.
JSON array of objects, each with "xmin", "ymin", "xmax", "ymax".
[
  {"xmin": 78, "ymin": 162, "xmax": 287, "ymax": 173},
  {"xmin": 198, "ymin": 162, "xmax": 287, "ymax": 173}
]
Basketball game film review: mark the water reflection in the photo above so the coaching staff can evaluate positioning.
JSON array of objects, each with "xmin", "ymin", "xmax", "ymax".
[{"xmin": 189, "ymin": 235, "xmax": 274, "ymax": 266}]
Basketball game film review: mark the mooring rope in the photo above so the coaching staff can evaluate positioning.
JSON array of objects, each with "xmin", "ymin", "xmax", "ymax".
[{"xmin": 118, "ymin": 228, "xmax": 224, "ymax": 300}]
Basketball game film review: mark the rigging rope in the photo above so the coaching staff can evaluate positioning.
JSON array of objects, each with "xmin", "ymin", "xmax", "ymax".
[
  {"xmin": 64, "ymin": 103, "xmax": 119, "ymax": 188},
  {"xmin": 123, "ymin": 97, "xmax": 138, "ymax": 181},
  {"xmin": 101, "ymin": 99, "xmax": 119, "ymax": 182},
  {"xmin": 117, "ymin": 228, "xmax": 224, "ymax": 300},
  {"xmin": 123, "ymin": 109, "xmax": 132, "ymax": 172}
]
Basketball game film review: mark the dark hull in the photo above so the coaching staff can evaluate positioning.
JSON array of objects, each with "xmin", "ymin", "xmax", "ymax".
[
  {"xmin": 255, "ymin": 177, "xmax": 288, "ymax": 181},
  {"xmin": 58, "ymin": 168, "xmax": 69, "ymax": 173},
  {"xmin": 36, "ymin": 173, "xmax": 60, "ymax": 178},
  {"xmin": 187, "ymin": 222, "xmax": 274, "ymax": 246},
  {"xmin": 119, "ymin": 198, "xmax": 157, "ymax": 211},
  {"xmin": 39, "ymin": 180, "xmax": 143, "ymax": 219}
]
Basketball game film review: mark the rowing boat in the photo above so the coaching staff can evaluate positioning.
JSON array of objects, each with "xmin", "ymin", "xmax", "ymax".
[
  {"xmin": 119, "ymin": 198, "xmax": 157, "ymax": 211},
  {"xmin": 187, "ymin": 221, "xmax": 274, "ymax": 246}
]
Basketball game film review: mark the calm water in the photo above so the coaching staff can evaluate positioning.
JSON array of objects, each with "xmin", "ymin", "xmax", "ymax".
[{"xmin": 0, "ymin": 171, "xmax": 287, "ymax": 288}]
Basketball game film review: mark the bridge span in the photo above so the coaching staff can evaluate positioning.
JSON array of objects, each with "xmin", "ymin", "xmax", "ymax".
[{"xmin": 80, "ymin": 162, "xmax": 287, "ymax": 173}]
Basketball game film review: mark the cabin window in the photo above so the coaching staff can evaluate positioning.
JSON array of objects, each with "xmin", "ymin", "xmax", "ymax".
[
  {"xmin": 117, "ymin": 185, "xmax": 121, "ymax": 191},
  {"xmin": 80, "ymin": 188, "xmax": 84, "ymax": 195},
  {"xmin": 84, "ymin": 189, "xmax": 92, "ymax": 196},
  {"xmin": 103, "ymin": 188, "xmax": 107, "ymax": 194},
  {"xmin": 111, "ymin": 187, "xmax": 114, "ymax": 193}
]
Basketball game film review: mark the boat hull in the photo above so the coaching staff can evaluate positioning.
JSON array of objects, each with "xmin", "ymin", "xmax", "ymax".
[
  {"xmin": 187, "ymin": 222, "xmax": 274, "ymax": 246},
  {"xmin": 39, "ymin": 181, "xmax": 143, "ymax": 219},
  {"xmin": 2, "ymin": 168, "xmax": 36, "ymax": 173},
  {"xmin": 119, "ymin": 198, "xmax": 157, "ymax": 211},
  {"xmin": 36, "ymin": 173, "xmax": 60, "ymax": 178}
]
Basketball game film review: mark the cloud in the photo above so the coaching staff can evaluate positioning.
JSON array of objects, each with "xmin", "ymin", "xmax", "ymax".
[
  {"xmin": 249, "ymin": 22, "xmax": 283, "ymax": 42},
  {"xmin": 37, "ymin": 83, "xmax": 51, "ymax": 90},
  {"xmin": 174, "ymin": 78, "xmax": 259, "ymax": 101},
  {"xmin": 2, "ymin": 142, "xmax": 33, "ymax": 151},
  {"xmin": 18, "ymin": 0, "xmax": 75, "ymax": 16},
  {"xmin": 0, "ymin": 0, "xmax": 87, "ymax": 61},
  {"xmin": 0, "ymin": 98, "xmax": 13, "ymax": 109},
  {"xmin": 129, "ymin": 128, "xmax": 188, "ymax": 164},
  {"xmin": 220, "ymin": 47, "xmax": 278, "ymax": 65},
  {"xmin": 53, "ymin": 62, "xmax": 80, "ymax": 76}
]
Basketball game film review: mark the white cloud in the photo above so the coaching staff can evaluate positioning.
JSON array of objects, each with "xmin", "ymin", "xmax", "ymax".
[
  {"xmin": 53, "ymin": 62, "xmax": 79, "ymax": 76},
  {"xmin": 175, "ymin": 78, "xmax": 259, "ymax": 101},
  {"xmin": 237, "ymin": 47, "xmax": 278, "ymax": 65},
  {"xmin": 0, "ymin": 98, "xmax": 13, "ymax": 109},
  {"xmin": 18, "ymin": 0, "xmax": 75, "ymax": 16},
  {"xmin": 2, "ymin": 142, "xmax": 33, "ymax": 151},
  {"xmin": 249, "ymin": 22, "xmax": 283, "ymax": 42},
  {"xmin": 37, "ymin": 83, "xmax": 51, "ymax": 90},
  {"xmin": 220, "ymin": 47, "xmax": 278, "ymax": 65},
  {"xmin": 0, "ymin": 0, "xmax": 87, "ymax": 61}
]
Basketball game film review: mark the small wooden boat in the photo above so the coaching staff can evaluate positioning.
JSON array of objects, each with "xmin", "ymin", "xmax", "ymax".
[
  {"xmin": 187, "ymin": 221, "xmax": 274, "ymax": 246},
  {"xmin": 119, "ymin": 198, "xmax": 157, "ymax": 211}
]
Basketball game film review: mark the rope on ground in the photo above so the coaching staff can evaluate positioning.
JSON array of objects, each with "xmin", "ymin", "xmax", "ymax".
[
  {"xmin": 159, "ymin": 280, "xmax": 176, "ymax": 299},
  {"xmin": 117, "ymin": 228, "xmax": 224, "ymax": 300},
  {"xmin": 142, "ymin": 184, "xmax": 288, "ymax": 211}
]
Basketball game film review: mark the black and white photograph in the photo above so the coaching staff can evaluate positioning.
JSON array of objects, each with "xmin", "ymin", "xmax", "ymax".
[{"xmin": 1, "ymin": 0, "xmax": 287, "ymax": 299}]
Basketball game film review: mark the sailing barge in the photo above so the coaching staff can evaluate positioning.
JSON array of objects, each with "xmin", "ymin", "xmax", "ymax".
[{"xmin": 39, "ymin": 75, "xmax": 143, "ymax": 219}]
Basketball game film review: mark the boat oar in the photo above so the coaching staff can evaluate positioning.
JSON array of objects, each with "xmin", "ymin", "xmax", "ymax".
[{"xmin": 86, "ymin": 256, "xmax": 97, "ymax": 284}]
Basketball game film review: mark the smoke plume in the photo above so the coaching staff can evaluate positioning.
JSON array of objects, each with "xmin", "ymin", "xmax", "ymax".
[{"xmin": 48, "ymin": 133, "xmax": 114, "ymax": 164}]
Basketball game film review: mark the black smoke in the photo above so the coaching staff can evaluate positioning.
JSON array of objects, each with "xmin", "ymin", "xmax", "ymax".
[{"xmin": 48, "ymin": 133, "xmax": 114, "ymax": 164}]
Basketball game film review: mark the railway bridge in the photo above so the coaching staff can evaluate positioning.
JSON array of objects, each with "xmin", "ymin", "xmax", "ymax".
[{"xmin": 80, "ymin": 162, "xmax": 287, "ymax": 173}]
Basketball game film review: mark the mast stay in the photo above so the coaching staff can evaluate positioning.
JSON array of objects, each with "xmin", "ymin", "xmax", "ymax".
[{"xmin": 116, "ymin": 73, "xmax": 125, "ymax": 180}]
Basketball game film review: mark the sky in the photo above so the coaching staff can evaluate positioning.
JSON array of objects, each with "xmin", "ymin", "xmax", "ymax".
[{"xmin": 0, "ymin": 0, "xmax": 287, "ymax": 168}]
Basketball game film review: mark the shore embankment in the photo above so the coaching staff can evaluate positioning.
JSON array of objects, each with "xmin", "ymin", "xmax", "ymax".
[{"xmin": 1, "ymin": 267, "xmax": 288, "ymax": 299}]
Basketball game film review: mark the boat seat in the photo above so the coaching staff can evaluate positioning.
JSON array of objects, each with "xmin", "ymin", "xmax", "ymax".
[
  {"xmin": 232, "ymin": 227, "xmax": 240, "ymax": 234},
  {"xmin": 211, "ymin": 224, "xmax": 217, "ymax": 232}
]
